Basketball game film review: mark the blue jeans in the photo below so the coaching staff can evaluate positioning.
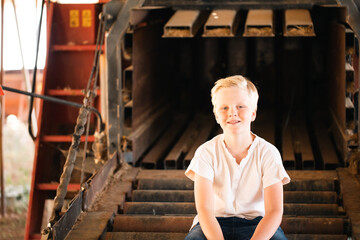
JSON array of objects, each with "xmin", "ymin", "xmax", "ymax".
[{"xmin": 184, "ymin": 216, "xmax": 287, "ymax": 240}]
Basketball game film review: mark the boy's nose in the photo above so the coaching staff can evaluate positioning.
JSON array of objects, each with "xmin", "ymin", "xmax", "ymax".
[{"xmin": 228, "ymin": 107, "xmax": 238, "ymax": 117}]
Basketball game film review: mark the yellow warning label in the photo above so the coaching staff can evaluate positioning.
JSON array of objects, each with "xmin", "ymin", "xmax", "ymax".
[
  {"xmin": 69, "ymin": 10, "xmax": 79, "ymax": 28},
  {"xmin": 82, "ymin": 10, "xmax": 92, "ymax": 27}
]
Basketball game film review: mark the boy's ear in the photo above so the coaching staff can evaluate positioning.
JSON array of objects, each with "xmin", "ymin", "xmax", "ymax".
[
  {"xmin": 213, "ymin": 108, "xmax": 219, "ymax": 123},
  {"xmin": 251, "ymin": 109, "xmax": 257, "ymax": 122},
  {"xmin": 214, "ymin": 112, "xmax": 220, "ymax": 124}
]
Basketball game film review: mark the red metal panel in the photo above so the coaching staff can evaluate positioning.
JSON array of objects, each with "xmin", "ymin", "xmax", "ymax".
[
  {"xmin": 52, "ymin": 4, "xmax": 99, "ymax": 45},
  {"xmin": 36, "ymin": 183, "xmax": 80, "ymax": 191},
  {"xmin": 25, "ymin": 2, "xmax": 102, "ymax": 239},
  {"xmin": 41, "ymin": 135, "xmax": 95, "ymax": 142}
]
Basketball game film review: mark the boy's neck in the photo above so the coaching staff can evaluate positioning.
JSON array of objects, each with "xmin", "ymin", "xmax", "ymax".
[{"xmin": 223, "ymin": 131, "xmax": 254, "ymax": 158}]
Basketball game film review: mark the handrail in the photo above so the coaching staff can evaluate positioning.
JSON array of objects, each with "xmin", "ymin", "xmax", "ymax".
[{"xmin": 1, "ymin": 86, "xmax": 105, "ymax": 132}]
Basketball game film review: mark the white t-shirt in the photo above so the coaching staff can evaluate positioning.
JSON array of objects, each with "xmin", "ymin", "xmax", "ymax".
[{"xmin": 185, "ymin": 133, "xmax": 290, "ymax": 229}]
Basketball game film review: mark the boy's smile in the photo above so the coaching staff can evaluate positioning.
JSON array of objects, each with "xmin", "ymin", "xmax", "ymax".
[{"xmin": 213, "ymin": 87, "xmax": 256, "ymax": 135}]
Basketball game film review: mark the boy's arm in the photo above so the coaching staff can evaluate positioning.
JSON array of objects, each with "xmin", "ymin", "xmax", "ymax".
[
  {"xmin": 194, "ymin": 173, "xmax": 224, "ymax": 240},
  {"xmin": 251, "ymin": 181, "xmax": 284, "ymax": 240}
]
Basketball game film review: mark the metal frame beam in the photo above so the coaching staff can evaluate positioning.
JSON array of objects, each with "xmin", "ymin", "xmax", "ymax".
[{"xmin": 144, "ymin": 0, "xmax": 338, "ymax": 9}]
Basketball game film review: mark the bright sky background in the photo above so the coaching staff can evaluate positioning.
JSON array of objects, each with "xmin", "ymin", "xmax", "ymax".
[{"xmin": 1, "ymin": 0, "xmax": 99, "ymax": 70}]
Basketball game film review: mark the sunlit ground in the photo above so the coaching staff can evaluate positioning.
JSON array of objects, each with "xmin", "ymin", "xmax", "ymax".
[{"xmin": 0, "ymin": 114, "xmax": 35, "ymax": 239}]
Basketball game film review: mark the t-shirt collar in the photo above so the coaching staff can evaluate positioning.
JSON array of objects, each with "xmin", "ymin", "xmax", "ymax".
[{"xmin": 220, "ymin": 133, "xmax": 259, "ymax": 165}]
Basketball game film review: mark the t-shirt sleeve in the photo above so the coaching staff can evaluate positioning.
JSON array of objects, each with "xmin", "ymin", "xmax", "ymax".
[
  {"xmin": 185, "ymin": 145, "xmax": 214, "ymax": 183},
  {"xmin": 262, "ymin": 145, "xmax": 290, "ymax": 189}
]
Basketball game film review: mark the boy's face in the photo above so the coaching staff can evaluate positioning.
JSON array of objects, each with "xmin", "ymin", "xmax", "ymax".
[{"xmin": 213, "ymin": 87, "xmax": 256, "ymax": 136}]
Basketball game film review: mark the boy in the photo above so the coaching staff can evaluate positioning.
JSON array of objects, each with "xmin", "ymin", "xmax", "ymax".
[{"xmin": 185, "ymin": 75, "xmax": 290, "ymax": 240}]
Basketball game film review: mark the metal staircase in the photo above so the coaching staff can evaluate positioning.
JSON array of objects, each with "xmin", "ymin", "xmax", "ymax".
[{"xmin": 62, "ymin": 169, "xmax": 352, "ymax": 240}]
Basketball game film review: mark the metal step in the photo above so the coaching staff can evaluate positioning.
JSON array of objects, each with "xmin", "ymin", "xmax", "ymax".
[
  {"xmin": 132, "ymin": 190, "xmax": 337, "ymax": 203},
  {"xmin": 113, "ymin": 215, "xmax": 193, "ymax": 232},
  {"xmin": 132, "ymin": 190, "xmax": 194, "ymax": 202},
  {"xmin": 103, "ymin": 169, "xmax": 350, "ymax": 238},
  {"xmin": 105, "ymin": 232, "xmax": 187, "ymax": 240},
  {"xmin": 105, "ymin": 232, "xmax": 348, "ymax": 240},
  {"xmin": 112, "ymin": 215, "xmax": 348, "ymax": 234},
  {"xmin": 286, "ymin": 235, "xmax": 348, "ymax": 240},
  {"xmin": 137, "ymin": 178, "xmax": 336, "ymax": 191},
  {"xmin": 123, "ymin": 202, "xmax": 340, "ymax": 216}
]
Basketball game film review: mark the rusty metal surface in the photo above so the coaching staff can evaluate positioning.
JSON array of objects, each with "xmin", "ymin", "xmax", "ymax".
[
  {"xmin": 86, "ymin": 167, "xmax": 139, "ymax": 213},
  {"xmin": 141, "ymin": 115, "xmax": 189, "ymax": 168},
  {"xmin": 123, "ymin": 202, "xmax": 338, "ymax": 216},
  {"xmin": 284, "ymin": 191, "xmax": 337, "ymax": 203},
  {"xmin": 82, "ymin": 153, "xmax": 118, "ymax": 211},
  {"xmin": 131, "ymin": 7, "xmax": 174, "ymax": 163},
  {"xmin": 284, "ymin": 9, "xmax": 315, "ymax": 37},
  {"xmin": 143, "ymin": 0, "xmax": 338, "ymax": 9},
  {"xmin": 203, "ymin": 10, "xmax": 238, "ymax": 37},
  {"xmin": 163, "ymin": 10, "xmax": 204, "ymax": 37},
  {"xmin": 132, "ymin": 190, "xmax": 336, "ymax": 203},
  {"xmin": 286, "ymin": 235, "xmax": 348, "ymax": 240},
  {"xmin": 123, "ymin": 202, "xmax": 196, "ymax": 214},
  {"xmin": 122, "ymin": 65, "xmax": 133, "ymax": 107},
  {"xmin": 327, "ymin": 19, "xmax": 347, "ymax": 161},
  {"xmin": 106, "ymin": 232, "xmax": 188, "ymax": 240},
  {"xmin": 113, "ymin": 215, "xmax": 193, "ymax": 232},
  {"xmin": 137, "ymin": 169, "xmax": 339, "ymax": 179},
  {"xmin": 63, "ymin": 167, "xmax": 140, "ymax": 238},
  {"xmin": 112, "ymin": 215, "xmax": 346, "ymax": 234},
  {"xmin": 138, "ymin": 178, "xmax": 193, "ymax": 190},
  {"xmin": 312, "ymin": 113, "xmax": 340, "ymax": 170},
  {"xmin": 328, "ymin": 20, "xmax": 346, "ymax": 129},
  {"xmin": 105, "ymin": 0, "xmax": 145, "ymax": 159},
  {"xmin": 337, "ymin": 0, "xmax": 360, "ymax": 39},
  {"xmin": 287, "ymin": 170, "xmax": 338, "ymax": 180},
  {"xmin": 281, "ymin": 217, "xmax": 346, "ymax": 234},
  {"xmin": 164, "ymin": 116, "xmax": 203, "ymax": 169},
  {"xmin": 184, "ymin": 119, "xmax": 215, "ymax": 167},
  {"xmin": 243, "ymin": 10, "xmax": 274, "ymax": 37},
  {"xmin": 105, "ymin": 169, "xmax": 349, "ymax": 238},
  {"xmin": 337, "ymin": 168, "xmax": 360, "ymax": 239},
  {"xmin": 286, "ymin": 179, "xmax": 336, "ymax": 191},
  {"xmin": 88, "ymin": 182, "xmax": 130, "ymax": 213},
  {"xmin": 132, "ymin": 190, "xmax": 194, "ymax": 202},
  {"xmin": 284, "ymin": 203, "xmax": 339, "ymax": 216},
  {"xmin": 137, "ymin": 169, "xmax": 188, "ymax": 179},
  {"xmin": 106, "ymin": 232, "xmax": 348, "ymax": 240},
  {"xmin": 64, "ymin": 211, "xmax": 113, "ymax": 240},
  {"xmin": 127, "ymin": 105, "xmax": 170, "ymax": 163},
  {"xmin": 121, "ymin": 167, "xmax": 141, "ymax": 182},
  {"xmin": 137, "ymin": 172, "xmax": 337, "ymax": 191},
  {"xmin": 52, "ymin": 193, "xmax": 83, "ymax": 240}
]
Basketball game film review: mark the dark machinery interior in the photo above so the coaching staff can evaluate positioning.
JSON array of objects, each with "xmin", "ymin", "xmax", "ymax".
[
  {"xmin": 22, "ymin": 1, "xmax": 360, "ymax": 239},
  {"xmin": 122, "ymin": 5, "xmax": 353, "ymax": 170}
]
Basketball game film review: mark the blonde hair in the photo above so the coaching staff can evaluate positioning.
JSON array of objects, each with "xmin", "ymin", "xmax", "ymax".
[{"xmin": 211, "ymin": 75, "xmax": 259, "ymax": 110}]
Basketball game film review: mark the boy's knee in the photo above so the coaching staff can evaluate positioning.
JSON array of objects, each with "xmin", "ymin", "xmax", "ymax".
[
  {"xmin": 184, "ymin": 225, "xmax": 207, "ymax": 240},
  {"xmin": 271, "ymin": 227, "xmax": 287, "ymax": 240},
  {"xmin": 184, "ymin": 232, "xmax": 207, "ymax": 240},
  {"xmin": 184, "ymin": 234, "xmax": 207, "ymax": 240}
]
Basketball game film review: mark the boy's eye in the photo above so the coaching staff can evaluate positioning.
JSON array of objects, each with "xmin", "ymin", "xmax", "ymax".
[
  {"xmin": 237, "ymin": 105, "xmax": 244, "ymax": 109},
  {"xmin": 221, "ymin": 107, "xmax": 228, "ymax": 110}
]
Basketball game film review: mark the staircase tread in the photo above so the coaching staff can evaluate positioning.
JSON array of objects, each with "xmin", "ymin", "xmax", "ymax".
[
  {"xmin": 112, "ymin": 215, "xmax": 346, "ymax": 234},
  {"xmin": 105, "ymin": 232, "xmax": 348, "ymax": 240},
  {"xmin": 337, "ymin": 168, "xmax": 360, "ymax": 239},
  {"xmin": 132, "ymin": 190, "xmax": 337, "ymax": 203},
  {"xmin": 137, "ymin": 170, "xmax": 338, "ymax": 180},
  {"xmin": 65, "ymin": 211, "xmax": 113, "ymax": 240}
]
